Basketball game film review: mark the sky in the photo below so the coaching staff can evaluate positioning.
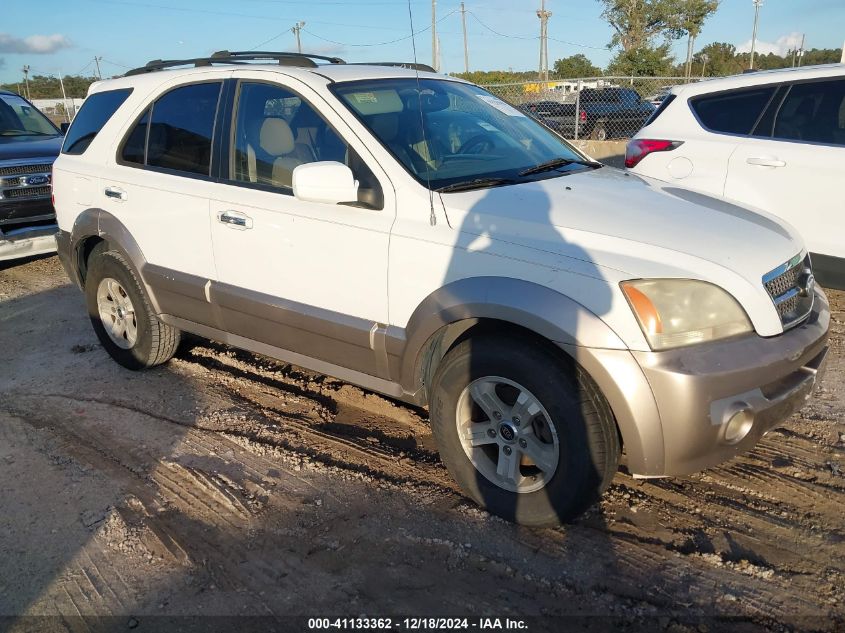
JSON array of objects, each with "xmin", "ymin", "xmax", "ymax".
[{"xmin": 1, "ymin": 0, "xmax": 844, "ymax": 85}]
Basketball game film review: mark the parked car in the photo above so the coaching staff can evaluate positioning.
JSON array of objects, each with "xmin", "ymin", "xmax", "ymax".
[
  {"xmin": 626, "ymin": 64, "xmax": 845, "ymax": 289},
  {"xmin": 0, "ymin": 89, "xmax": 64, "ymax": 262},
  {"xmin": 53, "ymin": 52, "xmax": 829, "ymax": 526},
  {"xmin": 522, "ymin": 88, "xmax": 655, "ymax": 140}
]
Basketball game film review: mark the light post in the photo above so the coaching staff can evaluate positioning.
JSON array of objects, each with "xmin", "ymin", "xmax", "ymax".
[{"xmin": 749, "ymin": 0, "xmax": 763, "ymax": 70}]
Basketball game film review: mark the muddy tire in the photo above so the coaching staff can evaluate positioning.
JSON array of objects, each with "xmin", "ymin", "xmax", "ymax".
[
  {"xmin": 430, "ymin": 335, "xmax": 619, "ymax": 526},
  {"xmin": 85, "ymin": 250, "xmax": 180, "ymax": 370}
]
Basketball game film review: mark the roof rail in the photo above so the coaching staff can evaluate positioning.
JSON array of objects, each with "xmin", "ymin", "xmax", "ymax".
[
  {"xmin": 125, "ymin": 50, "xmax": 346, "ymax": 76},
  {"xmin": 350, "ymin": 62, "xmax": 437, "ymax": 73}
]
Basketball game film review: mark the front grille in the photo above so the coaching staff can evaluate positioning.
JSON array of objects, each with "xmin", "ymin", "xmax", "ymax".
[
  {"xmin": 0, "ymin": 163, "xmax": 52, "ymax": 176},
  {"xmin": 5, "ymin": 185, "xmax": 51, "ymax": 199},
  {"xmin": 763, "ymin": 254, "xmax": 814, "ymax": 328}
]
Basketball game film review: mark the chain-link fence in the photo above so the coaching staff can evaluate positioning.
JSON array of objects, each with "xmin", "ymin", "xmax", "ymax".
[{"xmin": 481, "ymin": 76, "xmax": 700, "ymax": 141}]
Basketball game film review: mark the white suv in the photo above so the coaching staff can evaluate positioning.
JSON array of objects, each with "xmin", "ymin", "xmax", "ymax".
[
  {"xmin": 53, "ymin": 51, "xmax": 829, "ymax": 526},
  {"xmin": 626, "ymin": 64, "xmax": 845, "ymax": 289}
]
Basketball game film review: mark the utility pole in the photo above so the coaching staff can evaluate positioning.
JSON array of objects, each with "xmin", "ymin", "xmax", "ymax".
[
  {"xmin": 291, "ymin": 21, "xmax": 305, "ymax": 54},
  {"xmin": 797, "ymin": 33, "xmax": 806, "ymax": 67},
  {"xmin": 460, "ymin": 2, "xmax": 469, "ymax": 74},
  {"xmin": 58, "ymin": 72, "xmax": 70, "ymax": 123},
  {"xmin": 685, "ymin": 34, "xmax": 696, "ymax": 80},
  {"xmin": 537, "ymin": 0, "xmax": 552, "ymax": 81},
  {"xmin": 749, "ymin": 0, "xmax": 763, "ymax": 70},
  {"xmin": 432, "ymin": 0, "xmax": 439, "ymax": 72},
  {"xmin": 94, "ymin": 56, "xmax": 102, "ymax": 80},
  {"xmin": 22, "ymin": 65, "xmax": 30, "ymax": 100}
]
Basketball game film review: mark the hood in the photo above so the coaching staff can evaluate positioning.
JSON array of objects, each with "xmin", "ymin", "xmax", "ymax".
[
  {"xmin": 438, "ymin": 166, "xmax": 801, "ymax": 286},
  {"xmin": 0, "ymin": 135, "xmax": 63, "ymax": 162}
]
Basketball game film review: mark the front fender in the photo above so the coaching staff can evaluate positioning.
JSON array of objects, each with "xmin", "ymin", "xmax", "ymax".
[{"xmin": 388, "ymin": 276, "xmax": 665, "ymax": 476}]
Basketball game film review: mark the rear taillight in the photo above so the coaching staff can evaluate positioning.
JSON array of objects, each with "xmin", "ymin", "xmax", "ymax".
[
  {"xmin": 625, "ymin": 139, "xmax": 682, "ymax": 169},
  {"xmin": 579, "ymin": 110, "xmax": 587, "ymax": 122}
]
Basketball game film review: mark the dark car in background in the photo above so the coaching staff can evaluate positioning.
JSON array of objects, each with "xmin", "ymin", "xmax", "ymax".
[
  {"xmin": 520, "ymin": 88, "xmax": 655, "ymax": 141},
  {"xmin": 0, "ymin": 89, "xmax": 63, "ymax": 262}
]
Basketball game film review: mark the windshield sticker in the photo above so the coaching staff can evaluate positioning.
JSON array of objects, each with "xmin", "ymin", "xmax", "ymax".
[
  {"xmin": 352, "ymin": 92, "xmax": 378, "ymax": 104},
  {"xmin": 478, "ymin": 95, "xmax": 526, "ymax": 117},
  {"xmin": 477, "ymin": 121, "xmax": 500, "ymax": 132}
]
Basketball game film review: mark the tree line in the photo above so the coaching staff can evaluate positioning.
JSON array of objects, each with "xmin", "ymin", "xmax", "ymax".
[{"xmin": 1, "ymin": 74, "xmax": 101, "ymax": 100}]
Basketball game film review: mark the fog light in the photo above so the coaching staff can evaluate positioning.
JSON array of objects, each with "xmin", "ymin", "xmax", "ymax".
[{"xmin": 725, "ymin": 409, "xmax": 754, "ymax": 444}]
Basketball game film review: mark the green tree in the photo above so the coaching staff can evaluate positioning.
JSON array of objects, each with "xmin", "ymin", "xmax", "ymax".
[
  {"xmin": 1, "ymin": 74, "xmax": 100, "ymax": 99},
  {"xmin": 552, "ymin": 54, "xmax": 602, "ymax": 78},
  {"xmin": 598, "ymin": 0, "xmax": 679, "ymax": 52},
  {"xmin": 608, "ymin": 44, "xmax": 674, "ymax": 76},
  {"xmin": 673, "ymin": 0, "xmax": 719, "ymax": 77}
]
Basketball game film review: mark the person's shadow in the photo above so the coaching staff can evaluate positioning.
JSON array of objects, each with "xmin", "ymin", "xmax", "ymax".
[{"xmin": 435, "ymin": 180, "xmax": 619, "ymax": 528}]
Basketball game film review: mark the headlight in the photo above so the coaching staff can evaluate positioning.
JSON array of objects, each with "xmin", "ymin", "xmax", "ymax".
[{"xmin": 621, "ymin": 279, "xmax": 752, "ymax": 351}]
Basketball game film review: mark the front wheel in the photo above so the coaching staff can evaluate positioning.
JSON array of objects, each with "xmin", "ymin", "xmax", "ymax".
[
  {"xmin": 85, "ymin": 250, "xmax": 180, "ymax": 370},
  {"xmin": 429, "ymin": 335, "xmax": 619, "ymax": 526}
]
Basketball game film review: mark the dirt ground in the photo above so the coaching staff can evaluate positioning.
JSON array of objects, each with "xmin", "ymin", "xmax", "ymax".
[{"xmin": 0, "ymin": 255, "xmax": 843, "ymax": 633}]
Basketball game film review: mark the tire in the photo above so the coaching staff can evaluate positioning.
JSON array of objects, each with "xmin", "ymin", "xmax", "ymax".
[
  {"xmin": 590, "ymin": 122, "xmax": 607, "ymax": 141},
  {"xmin": 85, "ymin": 250, "xmax": 180, "ymax": 370},
  {"xmin": 429, "ymin": 335, "xmax": 619, "ymax": 526}
]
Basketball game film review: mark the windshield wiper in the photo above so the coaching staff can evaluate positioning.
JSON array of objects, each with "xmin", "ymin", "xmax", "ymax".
[
  {"xmin": 518, "ymin": 157, "xmax": 602, "ymax": 177},
  {"xmin": 0, "ymin": 130, "xmax": 55, "ymax": 137},
  {"xmin": 436, "ymin": 177, "xmax": 515, "ymax": 193}
]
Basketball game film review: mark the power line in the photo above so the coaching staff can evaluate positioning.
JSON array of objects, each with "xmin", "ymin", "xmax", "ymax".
[
  {"xmin": 468, "ymin": 11, "xmax": 605, "ymax": 50},
  {"xmin": 302, "ymin": 7, "xmax": 458, "ymax": 48}
]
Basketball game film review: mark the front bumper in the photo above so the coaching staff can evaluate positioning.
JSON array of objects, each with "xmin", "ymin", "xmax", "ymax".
[
  {"xmin": 631, "ymin": 286, "xmax": 830, "ymax": 476},
  {"xmin": 0, "ymin": 223, "xmax": 58, "ymax": 262}
]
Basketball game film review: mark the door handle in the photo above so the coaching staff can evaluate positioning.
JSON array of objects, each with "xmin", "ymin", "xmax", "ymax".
[
  {"xmin": 746, "ymin": 157, "xmax": 786, "ymax": 167},
  {"xmin": 217, "ymin": 210, "xmax": 253, "ymax": 230},
  {"xmin": 104, "ymin": 186, "xmax": 127, "ymax": 201}
]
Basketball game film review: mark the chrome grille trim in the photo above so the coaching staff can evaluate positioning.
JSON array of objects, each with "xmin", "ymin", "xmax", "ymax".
[
  {"xmin": 4, "ymin": 185, "xmax": 51, "ymax": 199},
  {"xmin": 0, "ymin": 162, "xmax": 53, "ymax": 177},
  {"xmin": 762, "ymin": 253, "xmax": 814, "ymax": 329}
]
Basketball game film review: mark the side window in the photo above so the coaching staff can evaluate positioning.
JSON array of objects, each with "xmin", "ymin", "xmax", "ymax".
[
  {"xmin": 691, "ymin": 86, "xmax": 776, "ymax": 135},
  {"xmin": 147, "ymin": 82, "xmax": 221, "ymax": 176},
  {"xmin": 230, "ymin": 82, "xmax": 381, "ymax": 207},
  {"xmin": 773, "ymin": 79, "xmax": 845, "ymax": 146},
  {"xmin": 119, "ymin": 82, "xmax": 221, "ymax": 175},
  {"xmin": 62, "ymin": 88, "xmax": 132, "ymax": 155},
  {"xmin": 121, "ymin": 109, "xmax": 149, "ymax": 165}
]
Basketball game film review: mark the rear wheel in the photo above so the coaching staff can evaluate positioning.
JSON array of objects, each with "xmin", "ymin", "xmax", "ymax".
[
  {"xmin": 429, "ymin": 335, "xmax": 619, "ymax": 526},
  {"xmin": 590, "ymin": 122, "xmax": 607, "ymax": 141},
  {"xmin": 85, "ymin": 250, "xmax": 180, "ymax": 370}
]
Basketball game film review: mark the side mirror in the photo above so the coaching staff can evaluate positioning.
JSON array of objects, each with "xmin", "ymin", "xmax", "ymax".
[
  {"xmin": 292, "ymin": 161, "xmax": 359, "ymax": 205},
  {"xmin": 60, "ymin": 122, "xmax": 70, "ymax": 134}
]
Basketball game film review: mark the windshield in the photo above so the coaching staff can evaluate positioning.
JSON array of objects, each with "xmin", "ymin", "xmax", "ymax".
[
  {"xmin": 332, "ymin": 78, "xmax": 593, "ymax": 191},
  {"xmin": 0, "ymin": 94, "xmax": 60, "ymax": 136}
]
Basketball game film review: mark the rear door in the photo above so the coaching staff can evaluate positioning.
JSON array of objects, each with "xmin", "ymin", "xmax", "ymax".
[
  {"xmin": 100, "ymin": 75, "xmax": 229, "ymax": 327},
  {"xmin": 725, "ymin": 77, "xmax": 845, "ymax": 264}
]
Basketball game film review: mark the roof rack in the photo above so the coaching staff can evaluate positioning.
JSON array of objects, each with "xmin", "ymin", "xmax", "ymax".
[
  {"xmin": 125, "ymin": 50, "xmax": 346, "ymax": 76},
  {"xmin": 348, "ymin": 62, "xmax": 437, "ymax": 73}
]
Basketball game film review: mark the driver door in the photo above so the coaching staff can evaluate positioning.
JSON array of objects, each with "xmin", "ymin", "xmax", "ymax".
[{"xmin": 207, "ymin": 74, "xmax": 395, "ymax": 377}]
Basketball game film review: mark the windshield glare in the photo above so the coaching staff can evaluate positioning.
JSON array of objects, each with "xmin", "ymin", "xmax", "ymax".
[
  {"xmin": 0, "ymin": 94, "xmax": 59, "ymax": 136},
  {"xmin": 332, "ymin": 78, "xmax": 586, "ymax": 190}
]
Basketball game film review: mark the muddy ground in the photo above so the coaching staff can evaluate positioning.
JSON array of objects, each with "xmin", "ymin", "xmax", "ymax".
[{"xmin": 0, "ymin": 255, "xmax": 843, "ymax": 633}]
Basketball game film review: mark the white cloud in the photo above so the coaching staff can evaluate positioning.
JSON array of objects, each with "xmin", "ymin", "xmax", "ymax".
[
  {"xmin": 0, "ymin": 33, "xmax": 73, "ymax": 55},
  {"xmin": 737, "ymin": 32, "xmax": 804, "ymax": 56}
]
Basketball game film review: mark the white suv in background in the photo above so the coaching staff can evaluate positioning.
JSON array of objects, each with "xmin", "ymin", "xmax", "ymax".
[
  {"xmin": 626, "ymin": 65, "xmax": 845, "ymax": 288},
  {"xmin": 53, "ymin": 51, "xmax": 829, "ymax": 526}
]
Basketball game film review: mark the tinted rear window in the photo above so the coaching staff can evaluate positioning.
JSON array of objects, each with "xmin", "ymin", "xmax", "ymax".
[
  {"xmin": 691, "ymin": 87, "xmax": 776, "ymax": 135},
  {"xmin": 146, "ymin": 82, "xmax": 221, "ymax": 176},
  {"xmin": 62, "ymin": 88, "xmax": 133, "ymax": 155}
]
